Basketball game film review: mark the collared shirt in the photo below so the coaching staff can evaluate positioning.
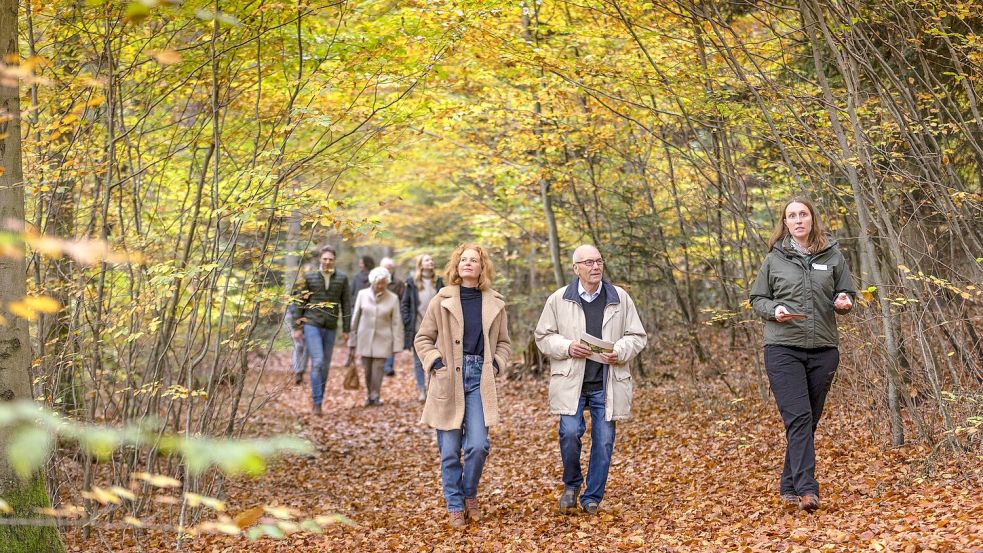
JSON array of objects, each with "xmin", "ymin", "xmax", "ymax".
[
  {"xmin": 786, "ymin": 236, "xmax": 811, "ymax": 257},
  {"xmin": 578, "ymin": 280, "xmax": 602, "ymax": 303}
]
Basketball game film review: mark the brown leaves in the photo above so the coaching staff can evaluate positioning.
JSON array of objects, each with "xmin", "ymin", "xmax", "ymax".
[{"xmin": 61, "ymin": 351, "xmax": 983, "ymax": 552}]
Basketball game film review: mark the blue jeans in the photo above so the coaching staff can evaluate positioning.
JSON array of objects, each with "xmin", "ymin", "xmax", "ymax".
[
  {"xmin": 383, "ymin": 355, "xmax": 395, "ymax": 376},
  {"xmin": 412, "ymin": 348, "xmax": 426, "ymax": 396},
  {"xmin": 436, "ymin": 355, "xmax": 489, "ymax": 512},
  {"xmin": 291, "ymin": 331, "xmax": 310, "ymax": 375},
  {"xmin": 303, "ymin": 324, "xmax": 337, "ymax": 406},
  {"xmin": 559, "ymin": 386, "xmax": 616, "ymax": 506}
]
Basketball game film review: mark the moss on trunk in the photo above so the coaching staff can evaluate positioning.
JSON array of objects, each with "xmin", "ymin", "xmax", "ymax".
[{"xmin": 0, "ymin": 476, "xmax": 65, "ymax": 553}]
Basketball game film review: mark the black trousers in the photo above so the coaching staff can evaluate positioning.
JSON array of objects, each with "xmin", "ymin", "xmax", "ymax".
[{"xmin": 764, "ymin": 345, "xmax": 839, "ymax": 497}]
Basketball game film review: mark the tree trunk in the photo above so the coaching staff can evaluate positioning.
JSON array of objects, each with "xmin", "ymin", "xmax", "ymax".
[{"xmin": 0, "ymin": 0, "xmax": 65, "ymax": 549}]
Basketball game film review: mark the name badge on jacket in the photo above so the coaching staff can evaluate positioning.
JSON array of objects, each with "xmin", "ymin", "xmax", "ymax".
[{"xmin": 812, "ymin": 263, "xmax": 828, "ymax": 271}]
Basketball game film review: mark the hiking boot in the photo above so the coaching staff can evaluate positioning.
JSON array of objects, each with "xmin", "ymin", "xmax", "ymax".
[
  {"xmin": 465, "ymin": 497, "xmax": 481, "ymax": 522},
  {"xmin": 580, "ymin": 501, "xmax": 599, "ymax": 515},
  {"xmin": 558, "ymin": 488, "xmax": 579, "ymax": 514},
  {"xmin": 294, "ymin": 373, "xmax": 303, "ymax": 385},
  {"xmin": 799, "ymin": 494, "xmax": 820, "ymax": 513},
  {"xmin": 448, "ymin": 510, "xmax": 466, "ymax": 528},
  {"xmin": 312, "ymin": 404, "xmax": 322, "ymax": 416},
  {"xmin": 780, "ymin": 493, "xmax": 799, "ymax": 511}
]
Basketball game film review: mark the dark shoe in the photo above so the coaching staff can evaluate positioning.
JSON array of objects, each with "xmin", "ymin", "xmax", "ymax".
[
  {"xmin": 448, "ymin": 510, "xmax": 466, "ymax": 528},
  {"xmin": 580, "ymin": 501, "xmax": 599, "ymax": 515},
  {"xmin": 780, "ymin": 493, "xmax": 799, "ymax": 511},
  {"xmin": 464, "ymin": 497, "xmax": 481, "ymax": 522},
  {"xmin": 364, "ymin": 399, "xmax": 373, "ymax": 407},
  {"xmin": 294, "ymin": 373, "xmax": 303, "ymax": 385},
  {"xmin": 312, "ymin": 404, "xmax": 322, "ymax": 416},
  {"xmin": 799, "ymin": 494, "xmax": 820, "ymax": 512},
  {"xmin": 374, "ymin": 399, "xmax": 384, "ymax": 406},
  {"xmin": 384, "ymin": 369, "xmax": 396, "ymax": 377},
  {"xmin": 558, "ymin": 488, "xmax": 579, "ymax": 513}
]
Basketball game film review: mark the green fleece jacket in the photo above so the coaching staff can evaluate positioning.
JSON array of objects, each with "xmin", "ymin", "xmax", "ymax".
[{"xmin": 749, "ymin": 238, "xmax": 857, "ymax": 349}]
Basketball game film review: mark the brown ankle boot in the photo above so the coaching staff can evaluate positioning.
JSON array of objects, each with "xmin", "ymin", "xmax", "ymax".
[
  {"xmin": 465, "ymin": 497, "xmax": 481, "ymax": 522},
  {"xmin": 799, "ymin": 494, "xmax": 820, "ymax": 512},
  {"xmin": 448, "ymin": 510, "xmax": 466, "ymax": 528}
]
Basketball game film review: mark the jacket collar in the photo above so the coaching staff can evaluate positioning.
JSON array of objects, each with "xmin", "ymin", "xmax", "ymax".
[
  {"xmin": 562, "ymin": 278, "xmax": 619, "ymax": 306},
  {"xmin": 437, "ymin": 285, "xmax": 505, "ymax": 336},
  {"xmin": 773, "ymin": 236, "xmax": 838, "ymax": 259}
]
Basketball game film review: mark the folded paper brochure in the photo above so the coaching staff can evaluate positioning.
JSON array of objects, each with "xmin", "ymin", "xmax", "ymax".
[{"xmin": 580, "ymin": 333, "xmax": 615, "ymax": 364}]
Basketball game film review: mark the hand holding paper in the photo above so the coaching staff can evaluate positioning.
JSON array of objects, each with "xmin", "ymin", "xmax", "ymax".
[{"xmin": 580, "ymin": 333, "xmax": 615, "ymax": 364}]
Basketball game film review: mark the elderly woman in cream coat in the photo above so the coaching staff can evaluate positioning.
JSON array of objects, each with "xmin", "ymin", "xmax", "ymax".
[{"xmin": 349, "ymin": 266, "xmax": 403, "ymax": 406}]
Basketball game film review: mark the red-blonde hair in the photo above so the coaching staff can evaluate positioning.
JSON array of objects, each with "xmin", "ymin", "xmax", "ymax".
[{"xmin": 444, "ymin": 243, "xmax": 495, "ymax": 291}]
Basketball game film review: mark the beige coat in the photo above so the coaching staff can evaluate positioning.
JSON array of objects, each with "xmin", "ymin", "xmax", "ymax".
[
  {"xmin": 349, "ymin": 288, "xmax": 403, "ymax": 358},
  {"xmin": 416, "ymin": 286, "xmax": 511, "ymax": 431},
  {"xmin": 534, "ymin": 280, "xmax": 647, "ymax": 421}
]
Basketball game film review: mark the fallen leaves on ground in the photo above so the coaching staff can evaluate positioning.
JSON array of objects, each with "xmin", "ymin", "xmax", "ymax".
[{"xmin": 63, "ymin": 351, "xmax": 983, "ymax": 552}]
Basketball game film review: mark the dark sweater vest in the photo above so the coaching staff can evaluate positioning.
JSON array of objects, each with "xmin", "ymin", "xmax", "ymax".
[{"xmin": 580, "ymin": 286, "xmax": 607, "ymax": 393}]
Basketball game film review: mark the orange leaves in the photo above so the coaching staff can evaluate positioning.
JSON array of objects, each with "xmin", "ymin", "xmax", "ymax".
[{"xmin": 149, "ymin": 50, "xmax": 182, "ymax": 65}]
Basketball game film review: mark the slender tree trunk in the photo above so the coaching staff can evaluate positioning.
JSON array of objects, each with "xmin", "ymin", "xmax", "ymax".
[
  {"xmin": 801, "ymin": 0, "xmax": 905, "ymax": 445},
  {"xmin": 0, "ymin": 1, "xmax": 65, "ymax": 549}
]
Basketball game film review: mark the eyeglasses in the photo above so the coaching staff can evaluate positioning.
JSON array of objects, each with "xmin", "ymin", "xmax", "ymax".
[{"xmin": 574, "ymin": 258, "xmax": 604, "ymax": 268}]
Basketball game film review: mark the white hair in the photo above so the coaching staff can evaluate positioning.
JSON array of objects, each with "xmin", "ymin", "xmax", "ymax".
[
  {"xmin": 380, "ymin": 257, "xmax": 395, "ymax": 268},
  {"xmin": 368, "ymin": 266, "xmax": 391, "ymax": 285}
]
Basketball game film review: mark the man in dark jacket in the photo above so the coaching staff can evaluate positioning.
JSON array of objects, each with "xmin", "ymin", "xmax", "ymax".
[
  {"xmin": 291, "ymin": 246, "xmax": 351, "ymax": 415},
  {"xmin": 349, "ymin": 255, "xmax": 375, "ymax": 304}
]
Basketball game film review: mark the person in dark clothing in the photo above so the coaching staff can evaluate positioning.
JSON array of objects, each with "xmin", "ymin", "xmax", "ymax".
[
  {"xmin": 401, "ymin": 253, "xmax": 444, "ymax": 401},
  {"xmin": 416, "ymin": 244, "xmax": 511, "ymax": 528},
  {"xmin": 380, "ymin": 257, "xmax": 405, "ymax": 377},
  {"xmin": 350, "ymin": 255, "xmax": 376, "ymax": 304},
  {"xmin": 749, "ymin": 197, "xmax": 857, "ymax": 513},
  {"xmin": 290, "ymin": 246, "xmax": 352, "ymax": 416}
]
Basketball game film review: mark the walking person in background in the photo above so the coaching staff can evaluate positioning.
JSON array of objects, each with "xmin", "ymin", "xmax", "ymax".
[
  {"xmin": 401, "ymin": 253, "xmax": 444, "ymax": 401},
  {"xmin": 535, "ymin": 244, "xmax": 647, "ymax": 516},
  {"xmin": 416, "ymin": 244, "xmax": 511, "ymax": 528},
  {"xmin": 380, "ymin": 257, "xmax": 406, "ymax": 377},
  {"xmin": 349, "ymin": 267, "xmax": 403, "ymax": 406},
  {"xmin": 290, "ymin": 246, "xmax": 351, "ymax": 416},
  {"xmin": 285, "ymin": 273, "xmax": 311, "ymax": 385},
  {"xmin": 749, "ymin": 197, "xmax": 856, "ymax": 513},
  {"xmin": 350, "ymin": 255, "xmax": 376, "ymax": 304}
]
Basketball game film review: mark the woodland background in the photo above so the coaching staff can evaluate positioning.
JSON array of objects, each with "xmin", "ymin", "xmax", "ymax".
[{"xmin": 0, "ymin": 0, "xmax": 980, "ymax": 550}]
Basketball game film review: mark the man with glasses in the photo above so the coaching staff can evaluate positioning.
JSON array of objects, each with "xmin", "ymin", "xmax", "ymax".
[
  {"xmin": 535, "ymin": 244, "xmax": 647, "ymax": 515},
  {"xmin": 290, "ymin": 245, "xmax": 351, "ymax": 416}
]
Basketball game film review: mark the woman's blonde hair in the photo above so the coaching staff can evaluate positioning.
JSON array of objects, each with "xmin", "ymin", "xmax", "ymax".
[
  {"xmin": 767, "ymin": 196, "xmax": 830, "ymax": 253},
  {"xmin": 414, "ymin": 253, "xmax": 437, "ymax": 290},
  {"xmin": 444, "ymin": 243, "xmax": 495, "ymax": 291}
]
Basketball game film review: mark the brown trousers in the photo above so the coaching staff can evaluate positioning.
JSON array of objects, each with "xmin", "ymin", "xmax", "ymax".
[{"xmin": 362, "ymin": 357, "xmax": 387, "ymax": 401}]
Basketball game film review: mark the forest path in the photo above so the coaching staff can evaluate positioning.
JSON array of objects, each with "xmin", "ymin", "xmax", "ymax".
[{"xmin": 73, "ymin": 349, "xmax": 982, "ymax": 552}]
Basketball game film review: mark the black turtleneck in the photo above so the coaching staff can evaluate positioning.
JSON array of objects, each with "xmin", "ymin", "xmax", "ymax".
[{"xmin": 461, "ymin": 286, "xmax": 484, "ymax": 357}]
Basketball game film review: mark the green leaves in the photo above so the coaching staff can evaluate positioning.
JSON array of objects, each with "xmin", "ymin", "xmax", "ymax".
[
  {"xmin": 0, "ymin": 401, "xmax": 313, "ymax": 482},
  {"xmin": 7, "ymin": 427, "xmax": 54, "ymax": 481}
]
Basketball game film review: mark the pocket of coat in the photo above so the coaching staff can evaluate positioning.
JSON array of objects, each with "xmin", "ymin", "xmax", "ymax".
[
  {"xmin": 550, "ymin": 363, "xmax": 571, "ymax": 377},
  {"xmin": 430, "ymin": 367, "xmax": 451, "ymax": 399},
  {"xmin": 611, "ymin": 367, "xmax": 634, "ymax": 416},
  {"xmin": 612, "ymin": 366, "xmax": 632, "ymax": 381}
]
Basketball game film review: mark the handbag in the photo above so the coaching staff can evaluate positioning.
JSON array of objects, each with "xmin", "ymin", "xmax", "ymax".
[{"xmin": 342, "ymin": 350, "xmax": 360, "ymax": 390}]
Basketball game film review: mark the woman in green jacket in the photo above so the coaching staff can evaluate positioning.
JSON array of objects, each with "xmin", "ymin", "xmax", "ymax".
[{"xmin": 750, "ymin": 197, "xmax": 856, "ymax": 513}]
